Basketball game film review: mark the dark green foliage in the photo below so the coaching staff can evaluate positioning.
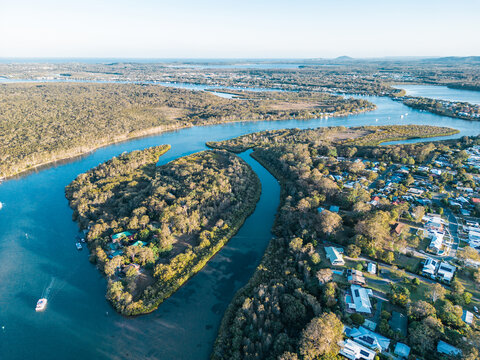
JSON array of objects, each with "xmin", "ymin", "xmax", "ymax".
[{"xmin": 66, "ymin": 147, "xmax": 261, "ymax": 315}]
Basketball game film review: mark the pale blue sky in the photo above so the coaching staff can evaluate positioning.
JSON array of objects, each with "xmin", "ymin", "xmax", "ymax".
[{"xmin": 1, "ymin": 0, "xmax": 479, "ymax": 58}]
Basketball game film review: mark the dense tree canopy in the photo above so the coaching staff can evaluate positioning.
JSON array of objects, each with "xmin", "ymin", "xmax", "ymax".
[{"xmin": 66, "ymin": 146, "xmax": 260, "ymax": 315}]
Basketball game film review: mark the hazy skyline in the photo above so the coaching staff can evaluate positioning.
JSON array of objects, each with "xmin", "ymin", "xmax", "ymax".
[{"xmin": 1, "ymin": 0, "xmax": 479, "ymax": 58}]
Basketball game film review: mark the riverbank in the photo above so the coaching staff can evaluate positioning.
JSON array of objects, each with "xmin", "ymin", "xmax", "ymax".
[
  {"xmin": 66, "ymin": 148, "xmax": 262, "ymax": 316},
  {"xmin": 0, "ymin": 82, "xmax": 375, "ymax": 180},
  {"xmin": 1, "ymin": 105, "xmax": 376, "ymax": 181}
]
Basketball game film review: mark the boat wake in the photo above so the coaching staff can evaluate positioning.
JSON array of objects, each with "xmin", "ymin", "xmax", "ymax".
[{"xmin": 42, "ymin": 277, "xmax": 56, "ymax": 300}]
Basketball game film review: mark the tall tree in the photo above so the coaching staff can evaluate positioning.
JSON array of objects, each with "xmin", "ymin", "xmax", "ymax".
[{"xmin": 299, "ymin": 313, "xmax": 343, "ymax": 360}]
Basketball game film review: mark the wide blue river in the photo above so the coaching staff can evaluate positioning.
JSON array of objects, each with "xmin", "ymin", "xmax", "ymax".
[{"xmin": 0, "ymin": 86, "xmax": 479, "ymax": 359}]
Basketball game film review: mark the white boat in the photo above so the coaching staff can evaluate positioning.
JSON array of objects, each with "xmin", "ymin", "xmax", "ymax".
[
  {"xmin": 36, "ymin": 298, "xmax": 47, "ymax": 312},
  {"xmin": 75, "ymin": 242, "xmax": 83, "ymax": 250},
  {"xmin": 0, "ymin": 202, "xmax": 3, "ymax": 210}
]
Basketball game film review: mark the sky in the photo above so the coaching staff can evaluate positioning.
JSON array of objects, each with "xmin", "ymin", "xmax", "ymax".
[{"xmin": 0, "ymin": 0, "xmax": 479, "ymax": 59}]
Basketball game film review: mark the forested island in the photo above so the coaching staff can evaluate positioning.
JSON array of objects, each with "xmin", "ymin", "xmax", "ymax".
[
  {"xmin": 65, "ymin": 146, "xmax": 261, "ymax": 315},
  {"xmin": 208, "ymin": 125, "xmax": 480, "ymax": 360},
  {"xmin": 0, "ymin": 83, "xmax": 373, "ymax": 179}
]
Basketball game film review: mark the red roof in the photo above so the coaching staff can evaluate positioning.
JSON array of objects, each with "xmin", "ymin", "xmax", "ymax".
[{"xmin": 472, "ymin": 198, "xmax": 480, "ymax": 203}]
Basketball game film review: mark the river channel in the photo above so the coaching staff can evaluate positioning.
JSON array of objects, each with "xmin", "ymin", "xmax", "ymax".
[{"xmin": 0, "ymin": 84, "xmax": 479, "ymax": 359}]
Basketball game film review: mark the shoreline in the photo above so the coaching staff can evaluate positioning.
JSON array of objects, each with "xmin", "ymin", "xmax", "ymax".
[{"xmin": 1, "ymin": 106, "xmax": 375, "ymax": 182}]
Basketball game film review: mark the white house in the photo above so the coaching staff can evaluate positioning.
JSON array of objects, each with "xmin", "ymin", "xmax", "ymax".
[
  {"xmin": 367, "ymin": 262, "xmax": 377, "ymax": 274},
  {"xmin": 436, "ymin": 262, "xmax": 456, "ymax": 283},
  {"xmin": 325, "ymin": 246, "xmax": 345, "ymax": 266},
  {"xmin": 339, "ymin": 339, "xmax": 376, "ymax": 360},
  {"xmin": 425, "ymin": 217, "xmax": 444, "ymax": 232},
  {"xmin": 422, "ymin": 257, "xmax": 438, "ymax": 278},
  {"xmin": 408, "ymin": 188, "xmax": 424, "ymax": 196},
  {"xmin": 348, "ymin": 285, "xmax": 373, "ymax": 314},
  {"xmin": 428, "ymin": 231, "xmax": 444, "ymax": 254},
  {"xmin": 468, "ymin": 230, "xmax": 480, "ymax": 248}
]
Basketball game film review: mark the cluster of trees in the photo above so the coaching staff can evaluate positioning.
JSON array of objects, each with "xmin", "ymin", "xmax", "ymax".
[
  {"xmin": 66, "ymin": 146, "xmax": 261, "ymax": 315},
  {"xmin": 407, "ymin": 296, "xmax": 479, "ymax": 359},
  {"xmin": 212, "ymin": 235, "xmax": 345, "ymax": 360},
  {"xmin": 0, "ymin": 83, "xmax": 372, "ymax": 178}
]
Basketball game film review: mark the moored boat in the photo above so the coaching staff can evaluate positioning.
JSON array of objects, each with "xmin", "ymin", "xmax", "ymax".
[
  {"xmin": 76, "ymin": 242, "xmax": 82, "ymax": 250},
  {"xmin": 36, "ymin": 298, "xmax": 47, "ymax": 312}
]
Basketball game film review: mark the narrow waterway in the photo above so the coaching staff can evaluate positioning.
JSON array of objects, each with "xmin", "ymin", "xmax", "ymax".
[{"xmin": 0, "ymin": 86, "xmax": 479, "ymax": 359}]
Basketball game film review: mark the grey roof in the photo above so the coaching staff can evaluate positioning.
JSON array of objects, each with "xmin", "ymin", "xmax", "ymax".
[
  {"xmin": 349, "ymin": 326, "xmax": 391, "ymax": 352},
  {"xmin": 437, "ymin": 340, "xmax": 462, "ymax": 356},
  {"xmin": 350, "ymin": 285, "xmax": 372, "ymax": 314},
  {"xmin": 462, "ymin": 310, "xmax": 473, "ymax": 325},
  {"xmin": 394, "ymin": 342, "xmax": 411, "ymax": 358}
]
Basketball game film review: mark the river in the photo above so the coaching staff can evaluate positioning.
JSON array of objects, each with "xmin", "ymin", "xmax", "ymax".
[
  {"xmin": 393, "ymin": 84, "xmax": 480, "ymax": 105},
  {"xmin": 0, "ymin": 86, "xmax": 479, "ymax": 359}
]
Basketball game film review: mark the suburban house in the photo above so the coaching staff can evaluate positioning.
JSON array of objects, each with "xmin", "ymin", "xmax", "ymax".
[
  {"xmin": 408, "ymin": 188, "xmax": 424, "ymax": 196},
  {"xmin": 348, "ymin": 285, "xmax": 373, "ymax": 314},
  {"xmin": 437, "ymin": 341, "xmax": 462, "ymax": 357},
  {"xmin": 330, "ymin": 205, "xmax": 340, "ymax": 213},
  {"xmin": 347, "ymin": 269, "xmax": 366, "ymax": 286},
  {"xmin": 462, "ymin": 310, "xmax": 474, "ymax": 325},
  {"xmin": 111, "ymin": 231, "xmax": 134, "ymax": 243},
  {"xmin": 424, "ymin": 216, "xmax": 444, "ymax": 232},
  {"xmin": 367, "ymin": 263, "xmax": 377, "ymax": 274},
  {"xmin": 422, "ymin": 257, "xmax": 439, "ymax": 278},
  {"xmin": 325, "ymin": 246, "xmax": 345, "ymax": 266},
  {"xmin": 468, "ymin": 229, "xmax": 480, "ymax": 249},
  {"xmin": 345, "ymin": 326, "xmax": 390, "ymax": 352},
  {"xmin": 339, "ymin": 339, "xmax": 376, "ymax": 360},
  {"xmin": 436, "ymin": 262, "xmax": 456, "ymax": 283},
  {"xmin": 391, "ymin": 222, "xmax": 405, "ymax": 235},
  {"xmin": 394, "ymin": 343, "xmax": 411, "ymax": 359},
  {"xmin": 428, "ymin": 231, "xmax": 445, "ymax": 254}
]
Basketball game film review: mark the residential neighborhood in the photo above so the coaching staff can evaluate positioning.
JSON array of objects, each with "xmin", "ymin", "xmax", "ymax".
[{"xmin": 314, "ymin": 144, "xmax": 480, "ymax": 359}]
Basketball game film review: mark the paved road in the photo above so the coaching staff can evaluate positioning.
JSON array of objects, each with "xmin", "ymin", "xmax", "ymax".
[{"xmin": 444, "ymin": 207, "xmax": 460, "ymax": 256}]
